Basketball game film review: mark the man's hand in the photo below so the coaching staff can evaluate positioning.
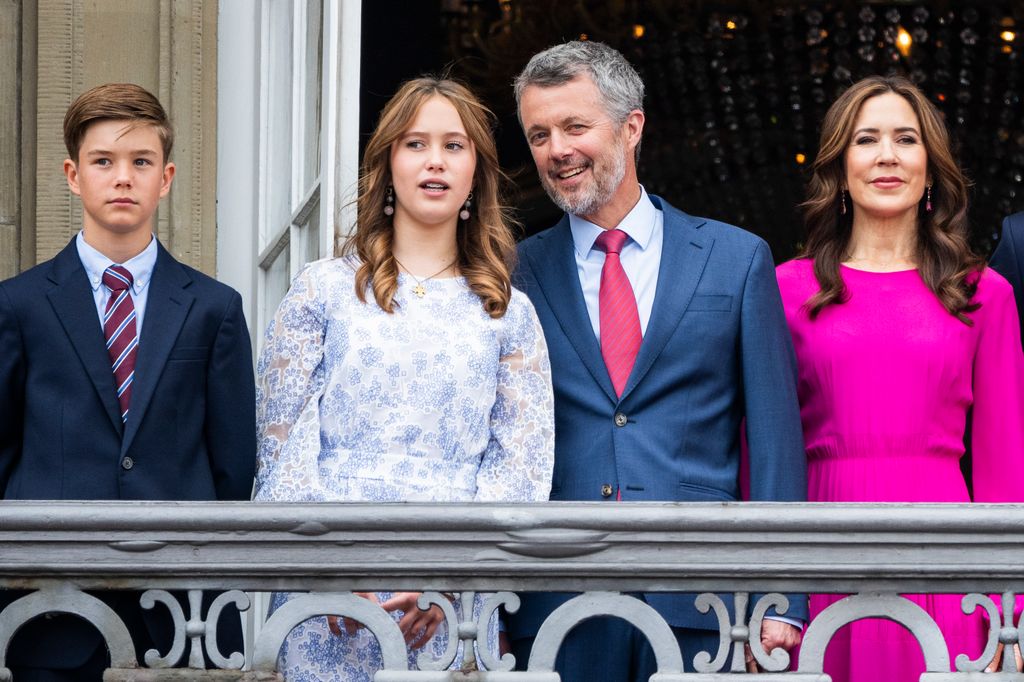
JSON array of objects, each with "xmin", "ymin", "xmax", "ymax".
[
  {"xmin": 760, "ymin": 619, "xmax": 802, "ymax": 652},
  {"xmin": 746, "ymin": 620, "xmax": 802, "ymax": 672}
]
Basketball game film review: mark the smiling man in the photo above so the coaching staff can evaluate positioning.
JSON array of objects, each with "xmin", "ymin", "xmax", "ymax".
[{"xmin": 507, "ymin": 41, "xmax": 808, "ymax": 681}]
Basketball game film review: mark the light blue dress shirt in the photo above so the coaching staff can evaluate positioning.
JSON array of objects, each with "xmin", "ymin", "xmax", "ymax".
[
  {"xmin": 76, "ymin": 231, "xmax": 157, "ymax": 339},
  {"xmin": 569, "ymin": 185, "xmax": 663, "ymax": 340}
]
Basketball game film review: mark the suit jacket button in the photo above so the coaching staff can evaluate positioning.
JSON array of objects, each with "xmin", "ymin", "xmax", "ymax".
[
  {"xmin": 614, "ymin": 412, "xmax": 627, "ymax": 427},
  {"xmin": 601, "ymin": 484, "xmax": 613, "ymax": 498},
  {"xmin": 121, "ymin": 456, "xmax": 134, "ymax": 471}
]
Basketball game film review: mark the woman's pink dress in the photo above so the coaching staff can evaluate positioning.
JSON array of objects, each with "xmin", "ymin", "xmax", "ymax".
[{"xmin": 776, "ymin": 258, "xmax": 1024, "ymax": 682}]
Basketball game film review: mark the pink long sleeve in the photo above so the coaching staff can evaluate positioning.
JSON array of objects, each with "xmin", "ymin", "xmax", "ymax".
[{"xmin": 970, "ymin": 267, "xmax": 1024, "ymax": 502}]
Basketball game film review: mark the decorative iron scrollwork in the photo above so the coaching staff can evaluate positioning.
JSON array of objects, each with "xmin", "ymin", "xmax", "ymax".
[
  {"xmin": 140, "ymin": 588, "xmax": 250, "ymax": 669},
  {"xmin": 695, "ymin": 592, "xmax": 793, "ymax": 673}
]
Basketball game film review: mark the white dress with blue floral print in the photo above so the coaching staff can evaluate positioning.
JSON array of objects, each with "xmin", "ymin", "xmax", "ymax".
[{"xmin": 254, "ymin": 257, "xmax": 554, "ymax": 681}]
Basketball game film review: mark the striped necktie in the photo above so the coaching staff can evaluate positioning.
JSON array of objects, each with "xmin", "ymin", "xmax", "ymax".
[
  {"xmin": 102, "ymin": 265, "xmax": 138, "ymax": 423},
  {"xmin": 594, "ymin": 228, "xmax": 642, "ymax": 397}
]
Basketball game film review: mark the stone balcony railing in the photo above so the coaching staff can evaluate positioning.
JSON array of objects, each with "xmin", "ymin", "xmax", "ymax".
[{"xmin": 1, "ymin": 501, "xmax": 1024, "ymax": 681}]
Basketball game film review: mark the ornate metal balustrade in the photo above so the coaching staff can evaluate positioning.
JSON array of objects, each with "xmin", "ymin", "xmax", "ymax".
[{"xmin": 1, "ymin": 501, "xmax": 1024, "ymax": 680}]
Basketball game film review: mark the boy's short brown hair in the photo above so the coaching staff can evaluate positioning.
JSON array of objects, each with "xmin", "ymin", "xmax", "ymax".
[{"xmin": 63, "ymin": 83, "xmax": 174, "ymax": 162}]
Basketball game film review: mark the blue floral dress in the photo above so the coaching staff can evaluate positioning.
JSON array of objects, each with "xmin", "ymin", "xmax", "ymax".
[{"xmin": 254, "ymin": 256, "xmax": 555, "ymax": 680}]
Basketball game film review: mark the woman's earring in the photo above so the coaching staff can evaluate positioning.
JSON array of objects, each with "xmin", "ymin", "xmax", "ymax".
[
  {"xmin": 459, "ymin": 192, "xmax": 473, "ymax": 221},
  {"xmin": 925, "ymin": 185, "xmax": 933, "ymax": 213},
  {"xmin": 384, "ymin": 186, "xmax": 395, "ymax": 216},
  {"xmin": 840, "ymin": 189, "xmax": 847, "ymax": 215}
]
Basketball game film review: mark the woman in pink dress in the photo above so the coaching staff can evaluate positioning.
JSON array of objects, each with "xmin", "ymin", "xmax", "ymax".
[{"xmin": 776, "ymin": 75, "xmax": 1024, "ymax": 681}]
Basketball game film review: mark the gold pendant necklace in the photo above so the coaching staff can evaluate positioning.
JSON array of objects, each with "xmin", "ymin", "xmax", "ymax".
[{"xmin": 393, "ymin": 256, "xmax": 457, "ymax": 298}]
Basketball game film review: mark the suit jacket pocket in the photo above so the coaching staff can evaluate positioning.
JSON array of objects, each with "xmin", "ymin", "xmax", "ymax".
[
  {"xmin": 677, "ymin": 481, "xmax": 734, "ymax": 501},
  {"xmin": 687, "ymin": 294, "xmax": 733, "ymax": 312},
  {"xmin": 168, "ymin": 346, "xmax": 209, "ymax": 362}
]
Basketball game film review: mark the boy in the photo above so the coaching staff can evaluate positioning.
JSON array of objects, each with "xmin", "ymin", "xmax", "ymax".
[{"xmin": 0, "ymin": 83, "xmax": 255, "ymax": 679}]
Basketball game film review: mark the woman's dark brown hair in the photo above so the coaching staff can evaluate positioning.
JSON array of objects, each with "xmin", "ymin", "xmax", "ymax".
[{"xmin": 801, "ymin": 75, "xmax": 982, "ymax": 323}]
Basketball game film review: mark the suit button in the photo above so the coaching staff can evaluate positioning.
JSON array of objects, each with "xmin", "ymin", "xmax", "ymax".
[
  {"xmin": 601, "ymin": 484, "xmax": 613, "ymax": 498},
  {"xmin": 614, "ymin": 413, "xmax": 627, "ymax": 427},
  {"xmin": 121, "ymin": 456, "xmax": 134, "ymax": 471}
]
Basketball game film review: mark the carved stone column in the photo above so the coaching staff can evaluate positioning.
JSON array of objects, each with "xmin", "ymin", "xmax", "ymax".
[
  {"xmin": 0, "ymin": 0, "xmax": 23, "ymax": 279},
  {"xmin": 27, "ymin": 0, "xmax": 217, "ymax": 273}
]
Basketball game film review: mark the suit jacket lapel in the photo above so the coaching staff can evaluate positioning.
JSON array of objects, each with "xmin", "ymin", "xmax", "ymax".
[
  {"xmin": 45, "ymin": 240, "xmax": 124, "ymax": 435},
  {"xmin": 620, "ymin": 199, "xmax": 713, "ymax": 400},
  {"xmin": 121, "ymin": 244, "xmax": 194, "ymax": 453},
  {"xmin": 526, "ymin": 218, "xmax": 618, "ymax": 403}
]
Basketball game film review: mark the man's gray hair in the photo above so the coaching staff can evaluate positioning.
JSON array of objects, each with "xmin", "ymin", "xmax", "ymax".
[{"xmin": 513, "ymin": 40, "xmax": 645, "ymax": 124}]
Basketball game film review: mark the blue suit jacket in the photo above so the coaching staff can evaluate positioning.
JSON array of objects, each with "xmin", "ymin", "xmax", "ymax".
[
  {"xmin": 990, "ymin": 211, "xmax": 1024, "ymax": 347},
  {"xmin": 508, "ymin": 195, "xmax": 807, "ymax": 636},
  {"xmin": 0, "ymin": 237, "xmax": 256, "ymax": 668}
]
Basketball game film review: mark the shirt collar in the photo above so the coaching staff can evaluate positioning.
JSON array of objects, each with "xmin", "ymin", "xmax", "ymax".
[
  {"xmin": 76, "ymin": 231, "xmax": 158, "ymax": 294},
  {"xmin": 569, "ymin": 185, "xmax": 657, "ymax": 257}
]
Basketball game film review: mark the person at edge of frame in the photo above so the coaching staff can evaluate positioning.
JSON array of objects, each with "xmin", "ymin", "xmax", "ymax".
[
  {"xmin": 990, "ymin": 210, "xmax": 1024, "ymax": 350},
  {"xmin": 0, "ymin": 83, "xmax": 256, "ymax": 681}
]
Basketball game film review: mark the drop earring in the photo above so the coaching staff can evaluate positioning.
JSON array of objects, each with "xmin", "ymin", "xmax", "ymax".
[
  {"xmin": 383, "ymin": 186, "xmax": 395, "ymax": 216},
  {"xmin": 459, "ymin": 192, "xmax": 473, "ymax": 221},
  {"xmin": 840, "ymin": 189, "xmax": 847, "ymax": 215},
  {"xmin": 925, "ymin": 185, "xmax": 933, "ymax": 212}
]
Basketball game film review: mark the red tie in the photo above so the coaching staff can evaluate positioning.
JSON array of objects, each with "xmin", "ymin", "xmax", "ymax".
[
  {"xmin": 594, "ymin": 229, "xmax": 641, "ymax": 397},
  {"xmin": 102, "ymin": 265, "xmax": 138, "ymax": 423}
]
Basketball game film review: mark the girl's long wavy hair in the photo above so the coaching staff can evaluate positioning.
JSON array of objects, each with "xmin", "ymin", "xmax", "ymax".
[
  {"xmin": 800, "ymin": 75, "xmax": 982, "ymax": 323},
  {"xmin": 339, "ymin": 77, "xmax": 517, "ymax": 318}
]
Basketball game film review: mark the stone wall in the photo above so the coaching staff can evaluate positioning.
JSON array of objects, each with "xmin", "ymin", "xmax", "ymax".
[{"xmin": 1, "ymin": 0, "xmax": 217, "ymax": 276}]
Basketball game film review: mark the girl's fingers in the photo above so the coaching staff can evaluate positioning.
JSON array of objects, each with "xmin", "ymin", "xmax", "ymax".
[{"xmin": 397, "ymin": 604, "xmax": 446, "ymax": 647}]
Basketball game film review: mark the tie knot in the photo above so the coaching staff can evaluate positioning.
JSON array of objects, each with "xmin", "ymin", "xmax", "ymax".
[
  {"xmin": 103, "ymin": 265, "xmax": 134, "ymax": 293},
  {"xmin": 594, "ymin": 229, "xmax": 629, "ymax": 256}
]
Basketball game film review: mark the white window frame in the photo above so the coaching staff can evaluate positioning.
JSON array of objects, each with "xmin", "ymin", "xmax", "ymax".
[
  {"xmin": 217, "ymin": 0, "xmax": 361, "ymax": 350},
  {"xmin": 216, "ymin": 0, "xmax": 361, "ymax": 660}
]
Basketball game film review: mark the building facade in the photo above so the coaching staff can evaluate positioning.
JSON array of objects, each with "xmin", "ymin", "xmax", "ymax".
[{"xmin": 2, "ymin": 0, "xmax": 361, "ymax": 348}]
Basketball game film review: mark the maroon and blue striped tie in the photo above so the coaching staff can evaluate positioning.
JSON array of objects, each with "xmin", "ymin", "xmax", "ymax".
[
  {"xmin": 102, "ymin": 265, "xmax": 138, "ymax": 423},
  {"xmin": 594, "ymin": 229, "xmax": 641, "ymax": 397}
]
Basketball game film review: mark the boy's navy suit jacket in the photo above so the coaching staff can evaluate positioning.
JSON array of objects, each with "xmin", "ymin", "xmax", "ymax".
[
  {"xmin": 0, "ymin": 236, "xmax": 256, "ymax": 669},
  {"xmin": 508, "ymin": 194, "xmax": 808, "ymax": 638}
]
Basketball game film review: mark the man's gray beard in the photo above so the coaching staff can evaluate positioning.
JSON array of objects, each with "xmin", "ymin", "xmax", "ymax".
[{"xmin": 542, "ymin": 147, "xmax": 627, "ymax": 219}]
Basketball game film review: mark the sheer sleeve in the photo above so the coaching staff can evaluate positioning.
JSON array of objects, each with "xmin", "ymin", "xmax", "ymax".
[
  {"xmin": 971, "ymin": 269, "xmax": 1024, "ymax": 502},
  {"xmin": 253, "ymin": 262, "xmax": 330, "ymax": 502},
  {"xmin": 474, "ymin": 292, "xmax": 555, "ymax": 502}
]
